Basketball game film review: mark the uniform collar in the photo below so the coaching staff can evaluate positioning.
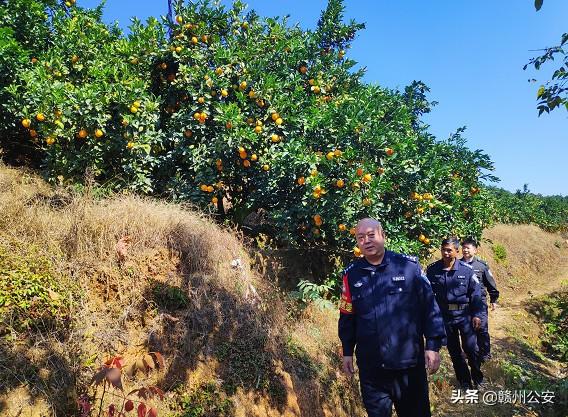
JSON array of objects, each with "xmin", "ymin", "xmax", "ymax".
[
  {"xmin": 438, "ymin": 258, "xmax": 460, "ymax": 271},
  {"xmin": 360, "ymin": 250, "xmax": 391, "ymax": 271}
]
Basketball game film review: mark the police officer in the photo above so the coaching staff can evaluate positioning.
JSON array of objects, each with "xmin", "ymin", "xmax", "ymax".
[
  {"xmin": 338, "ymin": 218, "xmax": 446, "ymax": 417},
  {"xmin": 461, "ymin": 237, "xmax": 499, "ymax": 362},
  {"xmin": 426, "ymin": 237, "xmax": 484, "ymax": 390}
]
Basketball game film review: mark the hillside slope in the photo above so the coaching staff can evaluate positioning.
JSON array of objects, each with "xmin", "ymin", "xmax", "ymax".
[{"xmin": 0, "ymin": 165, "xmax": 566, "ymax": 417}]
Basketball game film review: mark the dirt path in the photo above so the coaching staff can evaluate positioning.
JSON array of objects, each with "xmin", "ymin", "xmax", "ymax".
[{"xmin": 490, "ymin": 258, "xmax": 568, "ymax": 343}]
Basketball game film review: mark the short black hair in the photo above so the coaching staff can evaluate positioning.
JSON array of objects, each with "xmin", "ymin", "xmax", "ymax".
[
  {"xmin": 441, "ymin": 236, "xmax": 460, "ymax": 250},
  {"xmin": 461, "ymin": 237, "xmax": 479, "ymax": 248}
]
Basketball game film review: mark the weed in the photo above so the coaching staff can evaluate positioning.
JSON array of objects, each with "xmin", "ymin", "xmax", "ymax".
[
  {"xmin": 151, "ymin": 281, "xmax": 189, "ymax": 310},
  {"xmin": 492, "ymin": 243, "xmax": 508, "ymax": 264},
  {"xmin": 80, "ymin": 353, "xmax": 166, "ymax": 417},
  {"xmin": 175, "ymin": 382, "xmax": 233, "ymax": 417},
  {"xmin": 0, "ymin": 236, "xmax": 75, "ymax": 332}
]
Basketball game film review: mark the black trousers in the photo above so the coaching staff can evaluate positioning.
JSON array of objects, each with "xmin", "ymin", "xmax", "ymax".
[
  {"xmin": 359, "ymin": 365, "xmax": 431, "ymax": 417},
  {"xmin": 477, "ymin": 304, "xmax": 491, "ymax": 360},
  {"xmin": 445, "ymin": 315, "xmax": 483, "ymax": 386}
]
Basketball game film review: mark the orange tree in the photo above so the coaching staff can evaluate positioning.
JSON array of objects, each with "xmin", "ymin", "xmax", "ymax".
[{"xmin": 4, "ymin": 0, "xmax": 496, "ymax": 263}]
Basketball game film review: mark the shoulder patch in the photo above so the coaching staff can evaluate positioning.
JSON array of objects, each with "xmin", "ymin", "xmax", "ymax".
[
  {"xmin": 402, "ymin": 253, "xmax": 419, "ymax": 263},
  {"xmin": 460, "ymin": 260, "xmax": 473, "ymax": 269},
  {"xmin": 392, "ymin": 252, "xmax": 419, "ymax": 263},
  {"xmin": 472, "ymin": 273, "xmax": 480, "ymax": 284},
  {"xmin": 342, "ymin": 262, "xmax": 356, "ymax": 275},
  {"xmin": 420, "ymin": 273, "xmax": 431, "ymax": 286}
]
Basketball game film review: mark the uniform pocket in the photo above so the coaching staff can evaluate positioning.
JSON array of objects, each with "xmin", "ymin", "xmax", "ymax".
[
  {"xmin": 451, "ymin": 278, "xmax": 467, "ymax": 297},
  {"xmin": 351, "ymin": 286, "xmax": 374, "ymax": 314}
]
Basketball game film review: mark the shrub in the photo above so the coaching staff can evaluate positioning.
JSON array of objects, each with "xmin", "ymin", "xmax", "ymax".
[
  {"xmin": 0, "ymin": 235, "xmax": 75, "ymax": 331},
  {"xmin": 491, "ymin": 243, "xmax": 507, "ymax": 264}
]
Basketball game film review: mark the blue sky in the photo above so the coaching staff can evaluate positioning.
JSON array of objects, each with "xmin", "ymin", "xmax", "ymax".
[{"xmin": 82, "ymin": 0, "xmax": 567, "ymax": 196}]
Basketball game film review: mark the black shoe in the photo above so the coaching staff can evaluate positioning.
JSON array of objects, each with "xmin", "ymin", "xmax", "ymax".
[
  {"xmin": 460, "ymin": 382, "xmax": 473, "ymax": 391},
  {"xmin": 474, "ymin": 381, "xmax": 487, "ymax": 391}
]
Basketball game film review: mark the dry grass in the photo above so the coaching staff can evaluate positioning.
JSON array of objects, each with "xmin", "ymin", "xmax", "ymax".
[{"xmin": 0, "ymin": 164, "xmax": 355, "ymax": 417}]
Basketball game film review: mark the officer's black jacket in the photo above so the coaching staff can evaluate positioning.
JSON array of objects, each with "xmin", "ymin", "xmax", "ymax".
[
  {"xmin": 465, "ymin": 257, "xmax": 499, "ymax": 304},
  {"xmin": 338, "ymin": 250, "xmax": 446, "ymax": 370},
  {"xmin": 426, "ymin": 259, "xmax": 483, "ymax": 320}
]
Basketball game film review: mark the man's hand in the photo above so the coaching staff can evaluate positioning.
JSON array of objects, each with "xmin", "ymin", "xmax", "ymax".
[
  {"xmin": 424, "ymin": 350, "xmax": 440, "ymax": 375},
  {"xmin": 472, "ymin": 316, "xmax": 481, "ymax": 330},
  {"xmin": 342, "ymin": 356, "xmax": 355, "ymax": 377},
  {"xmin": 490, "ymin": 302, "xmax": 497, "ymax": 311}
]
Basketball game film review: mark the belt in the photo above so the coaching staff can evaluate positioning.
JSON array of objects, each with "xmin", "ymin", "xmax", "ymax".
[{"xmin": 446, "ymin": 303, "xmax": 469, "ymax": 311}]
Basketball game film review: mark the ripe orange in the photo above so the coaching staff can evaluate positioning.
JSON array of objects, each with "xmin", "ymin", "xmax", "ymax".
[
  {"xmin": 311, "ymin": 86, "xmax": 321, "ymax": 94},
  {"xmin": 251, "ymin": 154, "xmax": 258, "ymax": 161},
  {"xmin": 95, "ymin": 129, "xmax": 104, "ymax": 138},
  {"xmin": 416, "ymin": 207, "xmax": 425, "ymax": 214},
  {"xmin": 308, "ymin": 79, "xmax": 315, "ymax": 86},
  {"xmin": 363, "ymin": 173, "xmax": 372, "ymax": 183},
  {"xmin": 77, "ymin": 129, "xmax": 88, "ymax": 139},
  {"xmin": 271, "ymin": 134, "xmax": 280, "ymax": 143},
  {"xmin": 212, "ymin": 196, "xmax": 218, "ymax": 204},
  {"xmin": 419, "ymin": 234, "xmax": 426, "ymax": 242},
  {"xmin": 160, "ymin": 63, "xmax": 167, "ymax": 70},
  {"xmin": 36, "ymin": 113, "xmax": 45, "ymax": 122},
  {"xmin": 71, "ymin": 54, "xmax": 79, "ymax": 64},
  {"xmin": 362, "ymin": 198, "xmax": 372, "ymax": 206},
  {"xmin": 385, "ymin": 147, "xmax": 394, "ymax": 156},
  {"xmin": 206, "ymin": 186, "xmax": 214, "ymax": 193},
  {"xmin": 336, "ymin": 179, "xmax": 345, "ymax": 188},
  {"xmin": 130, "ymin": 106, "xmax": 138, "ymax": 113},
  {"xmin": 423, "ymin": 238, "xmax": 431, "ymax": 245},
  {"xmin": 299, "ymin": 65, "xmax": 307, "ymax": 74},
  {"xmin": 46, "ymin": 136, "xmax": 55, "ymax": 145},
  {"xmin": 377, "ymin": 167, "xmax": 385, "ymax": 175},
  {"xmin": 221, "ymin": 89, "xmax": 228, "ymax": 97},
  {"xmin": 191, "ymin": 36, "xmax": 198, "ymax": 44},
  {"xmin": 176, "ymin": 15, "xmax": 183, "ymax": 24},
  {"xmin": 326, "ymin": 151, "xmax": 334, "ymax": 160},
  {"xmin": 338, "ymin": 223, "xmax": 347, "ymax": 231},
  {"xmin": 254, "ymin": 125, "xmax": 263, "ymax": 134},
  {"xmin": 334, "ymin": 149, "xmax": 342, "ymax": 157},
  {"xmin": 353, "ymin": 247, "xmax": 362, "ymax": 257},
  {"xmin": 29, "ymin": 129, "xmax": 37, "ymax": 138},
  {"xmin": 356, "ymin": 168, "xmax": 364, "ymax": 176},
  {"xmin": 21, "ymin": 118, "xmax": 31, "ymax": 128},
  {"xmin": 275, "ymin": 117, "xmax": 283, "ymax": 125},
  {"xmin": 248, "ymin": 90, "xmax": 256, "ymax": 98},
  {"xmin": 271, "ymin": 112, "xmax": 279, "ymax": 121},
  {"xmin": 239, "ymin": 151, "xmax": 247, "ymax": 159},
  {"xmin": 297, "ymin": 176, "xmax": 305, "ymax": 185},
  {"xmin": 126, "ymin": 141, "xmax": 135, "ymax": 149},
  {"xmin": 200, "ymin": 184, "xmax": 208, "ymax": 192},
  {"xmin": 198, "ymin": 96, "xmax": 205, "ymax": 104},
  {"xmin": 239, "ymin": 81, "xmax": 247, "ymax": 90},
  {"xmin": 226, "ymin": 121, "xmax": 233, "ymax": 129},
  {"xmin": 215, "ymin": 67, "xmax": 223, "ymax": 76},
  {"xmin": 175, "ymin": 46, "xmax": 182, "ymax": 53},
  {"xmin": 262, "ymin": 164, "xmax": 270, "ymax": 171},
  {"xmin": 313, "ymin": 214, "xmax": 322, "ymax": 226},
  {"xmin": 243, "ymin": 160, "xmax": 251, "ymax": 168}
]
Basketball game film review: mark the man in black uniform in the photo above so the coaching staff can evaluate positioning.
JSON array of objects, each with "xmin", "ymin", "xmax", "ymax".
[
  {"xmin": 426, "ymin": 237, "xmax": 484, "ymax": 390},
  {"xmin": 461, "ymin": 237, "xmax": 499, "ymax": 362},
  {"xmin": 338, "ymin": 218, "xmax": 446, "ymax": 417}
]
